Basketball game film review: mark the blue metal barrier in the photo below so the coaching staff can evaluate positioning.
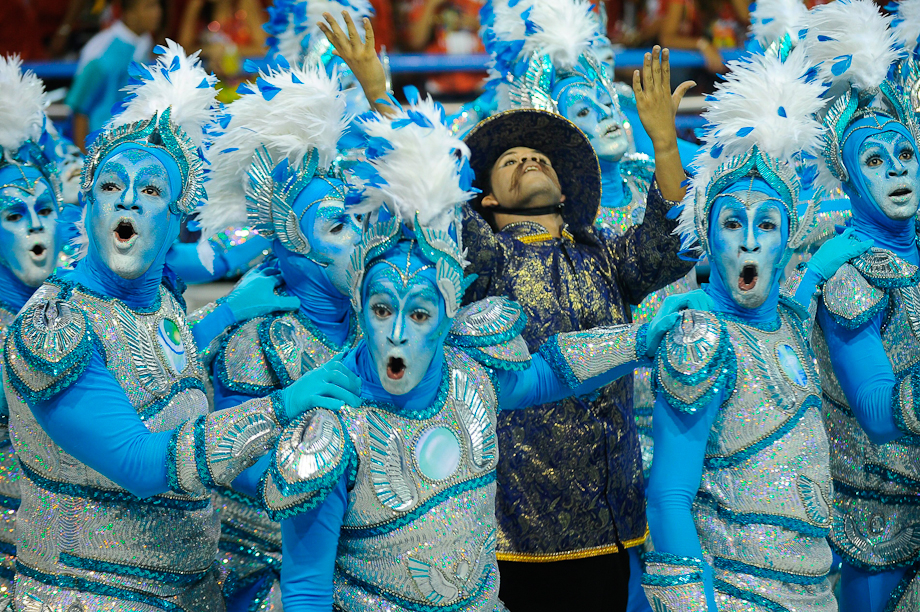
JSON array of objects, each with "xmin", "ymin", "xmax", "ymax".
[{"xmin": 24, "ymin": 48, "xmax": 746, "ymax": 80}]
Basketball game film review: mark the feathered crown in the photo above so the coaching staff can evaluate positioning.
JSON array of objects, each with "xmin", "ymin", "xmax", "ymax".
[
  {"xmin": 0, "ymin": 55, "xmax": 63, "ymax": 205},
  {"xmin": 80, "ymin": 40, "xmax": 220, "ymax": 216},
  {"xmin": 749, "ymin": 0, "xmax": 808, "ymax": 53},
  {"xmin": 678, "ymin": 46, "xmax": 827, "ymax": 256},
  {"xmin": 481, "ymin": 0, "xmax": 611, "ymax": 112},
  {"xmin": 200, "ymin": 63, "xmax": 349, "ymax": 262},
  {"xmin": 346, "ymin": 90, "xmax": 477, "ymax": 317},
  {"xmin": 265, "ymin": 0, "xmax": 374, "ymax": 67},
  {"xmin": 891, "ymin": 0, "xmax": 920, "ymax": 114},
  {"xmin": 797, "ymin": 0, "xmax": 913, "ymax": 192}
]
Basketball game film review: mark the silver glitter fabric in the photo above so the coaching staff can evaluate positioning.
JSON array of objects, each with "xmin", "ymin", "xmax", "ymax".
[
  {"xmin": 4, "ymin": 280, "xmax": 223, "ymax": 612},
  {"xmin": 552, "ymin": 324, "xmax": 641, "ymax": 384},
  {"xmin": 816, "ymin": 249, "xmax": 920, "ymax": 570},
  {"xmin": 0, "ymin": 303, "xmax": 19, "ymax": 599},
  {"xmin": 657, "ymin": 305, "xmax": 835, "ymax": 610},
  {"xmin": 641, "ymin": 554, "xmax": 708, "ymax": 611},
  {"xmin": 267, "ymin": 347, "xmax": 506, "ymax": 611},
  {"xmin": 822, "ymin": 262, "xmax": 885, "ymax": 324}
]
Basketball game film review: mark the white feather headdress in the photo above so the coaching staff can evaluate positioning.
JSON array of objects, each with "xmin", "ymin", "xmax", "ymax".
[
  {"xmin": 199, "ymin": 63, "xmax": 349, "ymax": 245},
  {"xmin": 81, "ymin": 40, "xmax": 220, "ymax": 216},
  {"xmin": 679, "ymin": 46, "xmax": 827, "ymax": 255},
  {"xmin": 749, "ymin": 0, "xmax": 808, "ymax": 50},
  {"xmin": 0, "ymin": 56, "xmax": 49, "ymax": 157},
  {"xmin": 893, "ymin": 0, "xmax": 920, "ymax": 56}
]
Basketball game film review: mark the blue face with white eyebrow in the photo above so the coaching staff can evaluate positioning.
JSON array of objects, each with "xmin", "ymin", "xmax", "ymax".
[
  {"xmin": 90, "ymin": 149, "xmax": 177, "ymax": 280},
  {"xmin": 0, "ymin": 176, "xmax": 60, "ymax": 287}
]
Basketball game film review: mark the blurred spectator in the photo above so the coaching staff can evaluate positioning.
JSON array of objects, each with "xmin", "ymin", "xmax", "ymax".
[
  {"xmin": 66, "ymin": 0, "xmax": 160, "ymax": 152},
  {"xmin": 0, "ymin": 0, "xmax": 96, "ymax": 59},
  {"xmin": 397, "ymin": 0, "xmax": 484, "ymax": 95},
  {"xmin": 606, "ymin": 0, "xmax": 662, "ymax": 48},
  {"xmin": 368, "ymin": 0, "xmax": 396, "ymax": 50},
  {"xmin": 658, "ymin": 0, "xmax": 748, "ymax": 72}
]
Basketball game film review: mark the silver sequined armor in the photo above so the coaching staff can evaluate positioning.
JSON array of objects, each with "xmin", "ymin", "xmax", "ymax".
[
  {"xmin": 645, "ymin": 306, "xmax": 836, "ymax": 611},
  {"xmin": 209, "ymin": 309, "xmax": 360, "ymax": 611},
  {"xmin": 3, "ymin": 281, "xmax": 223, "ymax": 612},
  {"xmin": 0, "ymin": 304, "xmax": 20, "ymax": 600},
  {"xmin": 815, "ymin": 249, "xmax": 920, "ymax": 573},
  {"xmin": 262, "ymin": 346, "xmax": 511, "ymax": 612}
]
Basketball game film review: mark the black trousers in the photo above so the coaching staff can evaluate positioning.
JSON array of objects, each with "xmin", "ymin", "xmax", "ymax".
[{"xmin": 497, "ymin": 550, "xmax": 630, "ymax": 611}]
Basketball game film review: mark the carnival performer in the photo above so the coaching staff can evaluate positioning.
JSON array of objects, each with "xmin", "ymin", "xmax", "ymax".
[
  {"xmin": 259, "ymin": 89, "xmax": 711, "ymax": 612},
  {"xmin": 794, "ymin": 1, "xmax": 920, "ymax": 609},
  {"xmin": 640, "ymin": 38, "xmax": 877, "ymax": 611},
  {"xmin": 194, "ymin": 61, "xmax": 363, "ymax": 611},
  {"xmin": 1, "ymin": 41, "xmax": 361, "ymax": 612},
  {"xmin": 0, "ymin": 55, "xmax": 69, "ymax": 604}
]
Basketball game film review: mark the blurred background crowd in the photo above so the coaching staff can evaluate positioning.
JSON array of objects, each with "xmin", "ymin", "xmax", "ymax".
[{"xmin": 0, "ymin": 0, "xmax": 891, "ymax": 151}]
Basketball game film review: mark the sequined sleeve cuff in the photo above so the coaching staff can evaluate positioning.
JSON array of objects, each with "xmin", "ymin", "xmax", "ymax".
[
  {"xmin": 260, "ymin": 408, "xmax": 357, "ymax": 522},
  {"xmin": 642, "ymin": 552, "xmax": 709, "ymax": 612},
  {"xmin": 4, "ymin": 297, "xmax": 94, "ymax": 404},
  {"xmin": 168, "ymin": 396, "xmax": 282, "ymax": 497},
  {"xmin": 538, "ymin": 324, "xmax": 645, "ymax": 389},
  {"xmin": 655, "ymin": 310, "xmax": 735, "ymax": 415},
  {"xmin": 893, "ymin": 372, "xmax": 920, "ymax": 439}
]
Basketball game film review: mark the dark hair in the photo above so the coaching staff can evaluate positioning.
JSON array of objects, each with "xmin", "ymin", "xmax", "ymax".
[{"xmin": 122, "ymin": 0, "xmax": 159, "ymax": 13}]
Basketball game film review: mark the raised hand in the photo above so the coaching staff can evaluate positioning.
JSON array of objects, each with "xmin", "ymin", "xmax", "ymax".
[
  {"xmin": 280, "ymin": 354, "xmax": 363, "ymax": 421},
  {"xmin": 806, "ymin": 227, "xmax": 874, "ymax": 281},
  {"xmin": 318, "ymin": 11, "xmax": 391, "ymax": 114},
  {"xmin": 644, "ymin": 290, "xmax": 716, "ymax": 358},
  {"xmin": 224, "ymin": 268, "xmax": 300, "ymax": 323}
]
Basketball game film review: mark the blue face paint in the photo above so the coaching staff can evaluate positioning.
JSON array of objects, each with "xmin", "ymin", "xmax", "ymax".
[
  {"xmin": 707, "ymin": 179, "xmax": 789, "ymax": 316},
  {"xmin": 555, "ymin": 78, "xmax": 628, "ymax": 163},
  {"xmin": 360, "ymin": 251, "xmax": 449, "ymax": 396},
  {"xmin": 0, "ymin": 166, "xmax": 61, "ymax": 292},
  {"xmin": 841, "ymin": 117, "xmax": 920, "ymax": 260}
]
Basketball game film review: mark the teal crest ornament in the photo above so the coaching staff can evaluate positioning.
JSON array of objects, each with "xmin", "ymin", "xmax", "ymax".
[{"xmin": 79, "ymin": 41, "xmax": 220, "ymax": 217}]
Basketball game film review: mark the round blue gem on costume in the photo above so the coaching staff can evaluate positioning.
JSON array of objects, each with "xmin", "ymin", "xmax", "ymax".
[
  {"xmin": 777, "ymin": 344, "xmax": 807, "ymax": 387},
  {"xmin": 415, "ymin": 426, "xmax": 461, "ymax": 481},
  {"xmin": 157, "ymin": 318, "xmax": 187, "ymax": 373}
]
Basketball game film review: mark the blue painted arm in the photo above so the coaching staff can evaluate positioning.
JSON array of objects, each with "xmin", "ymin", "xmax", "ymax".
[
  {"xmin": 792, "ymin": 268, "xmax": 823, "ymax": 311},
  {"xmin": 232, "ymin": 454, "xmax": 271, "ymax": 499},
  {"xmin": 166, "ymin": 242, "xmax": 230, "ymax": 285},
  {"xmin": 281, "ymin": 476, "xmax": 348, "ymax": 612},
  {"xmin": 29, "ymin": 349, "xmax": 173, "ymax": 498},
  {"xmin": 212, "ymin": 368, "xmax": 259, "ymax": 411},
  {"xmin": 816, "ymin": 306, "xmax": 901, "ymax": 444},
  {"xmin": 191, "ymin": 303, "xmax": 236, "ymax": 352},
  {"xmin": 646, "ymin": 393, "xmax": 721, "ymax": 611}
]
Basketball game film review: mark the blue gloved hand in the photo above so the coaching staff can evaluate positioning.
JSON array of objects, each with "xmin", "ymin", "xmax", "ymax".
[
  {"xmin": 645, "ymin": 289, "xmax": 716, "ymax": 358},
  {"xmin": 806, "ymin": 226, "xmax": 873, "ymax": 281},
  {"xmin": 280, "ymin": 354, "xmax": 363, "ymax": 422},
  {"xmin": 224, "ymin": 268, "xmax": 300, "ymax": 324}
]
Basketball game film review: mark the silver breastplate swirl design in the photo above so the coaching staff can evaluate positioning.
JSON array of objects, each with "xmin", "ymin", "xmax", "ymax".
[
  {"xmin": 334, "ymin": 347, "xmax": 504, "ymax": 612},
  {"xmin": 816, "ymin": 253, "xmax": 920, "ymax": 570},
  {"xmin": 6, "ymin": 282, "xmax": 220, "ymax": 611}
]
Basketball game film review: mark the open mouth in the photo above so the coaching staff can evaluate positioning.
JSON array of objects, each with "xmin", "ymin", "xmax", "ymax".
[
  {"xmin": 890, "ymin": 186, "xmax": 913, "ymax": 201},
  {"xmin": 738, "ymin": 263, "xmax": 758, "ymax": 292},
  {"xmin": 114, "ymin": 219, "xmax": 137, "ymax": 247},
  {"xmin": 30, "ymin": 244, "xmax": 46, "ymax": 258},
  {"xmin": 386, "ymin": 356, "xmax": 406, "ymax": 380},
  {"xmin": 603, "ymin": 125, "xmax": 620, "ymax": 137}
]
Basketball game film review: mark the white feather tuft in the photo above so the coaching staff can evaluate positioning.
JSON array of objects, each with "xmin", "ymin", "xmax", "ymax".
[
  {"xmin": 106, "ymin": 40, "xmax": 219, "ymax": 150},
  {"xmin": 0, "ymin": 55, "xmax": 49, "ymax": 155},
  {"xmin": 199, "ymin": 64, "xmax": 349, "ymax": 243},
  {"xmin": 799, "ymin": 0, "xmax": 902, "ymax": 92},
  {"xmin": 271, "ymin": 0, "xmax": 375, "ymax": 65},
  {"xmin": 71, "ymin": 204, "xmax": 89, "ymax": 262},
  {"xmin": 749, "ymin": 0, "xmax": 808, "ymax": 49},
  {"xmin": 892, "ymin": 0, "xmax": 920, "ymax": 55},
  {"xmin": 357, "ymin": 96, "xmax": 476, "ymax": 232}
]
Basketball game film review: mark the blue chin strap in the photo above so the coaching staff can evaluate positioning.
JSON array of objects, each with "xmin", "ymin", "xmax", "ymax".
[{"xmin": 841, "ymin": 116, "xmax": 919, "ymax": 259}]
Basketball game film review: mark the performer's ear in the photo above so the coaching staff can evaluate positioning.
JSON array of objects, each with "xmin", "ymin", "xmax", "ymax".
[{"xmin": 481, "ymin": 193, "xmax": 499, "ymax": 208}]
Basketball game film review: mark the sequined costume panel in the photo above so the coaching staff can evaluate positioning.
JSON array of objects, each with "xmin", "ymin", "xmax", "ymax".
[
  {"xmin": 0, "ymin": 304, "xmax": 19, "ymax": 598},
  {"xmin": 657, "ymin": 306, "xmax": 835, "ymax": 610},
  {"xmin": 816, "ymin": 249, "xmax": 920, "ymax": 571},
  {"xmin": 4, "ymin": 279, "xmax": 223, "ymax": 612},
  {"xmin": 462, "ymin": 181, "xmax": 693, "ymax": 558}
]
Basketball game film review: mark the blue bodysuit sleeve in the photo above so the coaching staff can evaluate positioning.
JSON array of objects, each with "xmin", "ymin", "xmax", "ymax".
[
  {"xmin": 191, "ymin": 303, "xmax": 236, "ymax": 353},
  {"xmin": 212, "ymin": 364, "xmax": 258, "ymax": 411},
  {"xmin": 494, "ymin": 353, "xmax": 645, "ymax": 411},
  {"xmin": 646, "ymin": 393, "xmax": 721, "ymax": 611},
  {"xmin": 816, "ymin": 305, "xmax": 901, "ymax": 444},
  {"xmin": 166, "ymin": 242, "xmax": 230, "ymax": 285},
  {"xmin": 29, "ymin": 349, "xmax": 172, "ymax": 499},
  {"xmin": 281, "ymin": 475, "xmax": 348, "ymax": 612},
  {"xmin": 232, "ymin": 454, "xmax": 271, "ymax": 499}
]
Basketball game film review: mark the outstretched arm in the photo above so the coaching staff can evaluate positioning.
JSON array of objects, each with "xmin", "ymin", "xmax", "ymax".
[{"xmin": 319, "ymin": 11, "xmax": 393, "ymax": 116}]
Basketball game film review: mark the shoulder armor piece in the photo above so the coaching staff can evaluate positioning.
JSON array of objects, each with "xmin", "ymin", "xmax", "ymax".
[
  {"xmin": 260, "ymin": 408, "xmax": 357, "ymax": 522},
  {"xmin": 448, "ymin": 297, "xmax": 530, "ymax": 371},
  {"xmin": 822, "ymin": 263, "xmax": 887, "ymax": 329},
  {"xmin": 656, "ymin": 310, "xmax": 735, "ymax": 414},
  {"xmin": 5, "ymin": 297, "xmax": 94, "ymax": 403},
  {"xmin": 264, "ymin": 313, "xmax": 345, "ymax": 385},
  {"xmin": 851, "ymin": 248, "xmax": 920, "ymax": 288},
  {"xmin": 215, "ymin": 317, "xmax": 280, "ymax": 395}
]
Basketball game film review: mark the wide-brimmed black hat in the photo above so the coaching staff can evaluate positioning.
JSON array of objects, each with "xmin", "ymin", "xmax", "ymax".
[{"xmin": 463, "ymin": 108, "xmax": 601, "ymax": 228}]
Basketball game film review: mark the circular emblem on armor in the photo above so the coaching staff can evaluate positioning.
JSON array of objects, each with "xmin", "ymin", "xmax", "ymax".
[
  {"xmin": 157, "ymin": 318, "xmax": 187, "ymax": 373},
  {"xmin": 776, "ymin": 344, "xmax": 807, "ymax": 388},
  {"xmin": 415, "ymin": 426, "xmax": 461, "ymax": 481}
]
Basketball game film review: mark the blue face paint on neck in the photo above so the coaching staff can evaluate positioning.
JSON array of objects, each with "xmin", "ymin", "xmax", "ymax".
[
  {"xmin": 0, "ymin": 166, "xmax": 61, "ymax": 298},
  {"xmin": 73, "ymin": 145, "xmax": 182, "ymax": 309},
  {"xmin": 554, "ymin": 77, "xmax": 629, "ymax": 164},
  {"xmin": 274, "ymin": 177, "xmax": 361, "ymax": 345},
  {"xmin": 359, "ymin": 243, "xmax": 449, "ymax": 396},
  {"xmin": 705, "ymin": 178, "xmax": 788, "ymax": 325},
  {"xmin": 842, "ymin": 117, "xmax": 920, "ymax": 261}
]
